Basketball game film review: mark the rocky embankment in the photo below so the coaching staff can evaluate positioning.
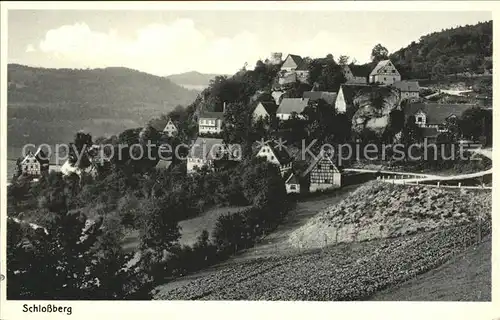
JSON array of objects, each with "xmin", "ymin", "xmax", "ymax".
[{"xmin": 289, "ymin": 181, "xmax": 491, "ymax": 250}]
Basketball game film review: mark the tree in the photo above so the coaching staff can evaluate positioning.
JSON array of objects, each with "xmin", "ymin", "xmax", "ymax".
[
  {"xmin": 337, "ymin": 55, "xmax": 350, "ymax": 66},
  {"xmin": 222, "ymin": 101, "xmax": 252, "ymax": 146},
  {"xmin": 459, "ymin": 107, "xmax": 492, "ymax": 142},
  {"xmin": 7, "ymin": 210, "xmax": 149, "ymax": 299},
  {"xmin": 431, "ymin": 62, "xmax": 446, "ymax": 80},
  {"xmin": 68, "ymin": 131, "xmax": 93, "ymax": 170},
  {"xmin": 402, "ymin": 115, "xmax": 423, "ymax": 145},
  {"xmin": 371, "ymin": 44, "xmax": 389, "ymax": 63}
]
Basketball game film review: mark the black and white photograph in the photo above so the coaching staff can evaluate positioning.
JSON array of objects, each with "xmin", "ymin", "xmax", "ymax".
[{"xmin": 0, "ymin": 2, "xmax": 497, "ymax": 318}]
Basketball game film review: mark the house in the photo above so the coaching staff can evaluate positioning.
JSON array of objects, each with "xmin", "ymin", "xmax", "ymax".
[
  {"xmin": 255, "ymin": 143, "xmax": 293, "ymax": 176},
  {"xmin": 198, "ymin": 110, "xmax": 224, "ymax": 135},
  {"xmin": 271, "ymin": 90, "xmax": 285, "ymax": 105},
  {"xmin": 302, "ymin": 91, "xmax": 337, "ymax": 106},
  {"xmin": 301, "ymin": 154, "xmax": 342, "ymax": 192},
  {"xmin": 186, "ymin": 137, "xmax": 225, "ymax": 173},
  {"xmin": 279, "ymin": 54, "xmax": 310, "ymax": 84},
  {"xmin": 335, "ymin": 84, "xmax": 374, "ymax": 114},
  {"xmin": 392, "ymin": 80, "xmax": 420, "ymax": 101},
  {"xmin": 285, "ymin": 173, "xmax": 300, "ymax": 194},
  {"xmin": 276, "ymin": 97, "xmax": 310, "ymax": 120},
  {"xmin": 252, "ymin": 101, "xmax": 277, "ymax": 122},
  {"xmin": 281, "ymin": 54, "xmax": 305, "ymax": 72},
  {"xmin": 162, "ymin": 118, "xmax": 178, "ymax": 137},
  {"xmin": 17, "ymin": 148, "xmax": 49, "ymax": 176},
  {"xmin": 369, "ymin": 60, "xmax": 401, "ymax": 85},
  {"xmin": 403, "ymin": 103, "xmax": 474, "ymax": 139},
  {"xmin": 341, "ymin": 65, "xmax": 368, "ymax": 84}
]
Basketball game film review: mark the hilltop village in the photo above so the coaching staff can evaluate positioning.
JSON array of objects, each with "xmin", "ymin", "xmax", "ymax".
[
  {"xmin": 15, "ymin": 51, "xmax": 492, "ymax": 196},
  {"xmin": 7, "ymin": 21, "xmax": 493, "ymax": 301}
]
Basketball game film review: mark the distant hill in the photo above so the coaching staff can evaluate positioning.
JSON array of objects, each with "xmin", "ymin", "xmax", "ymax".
[
  {"xmin": 7, "ymin": 64, "xmax": 199, "ymax": 158},
  {"xmin": 389, "ymin": 20, "xmax": 492, "ymax": 79},
  {"xmin": 166, "ymin": 71, "xmax": 227, "ymax": 91}
]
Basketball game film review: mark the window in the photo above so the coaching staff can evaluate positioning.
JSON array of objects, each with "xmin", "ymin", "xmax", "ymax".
[
  {"xmin": 329, "ymin": 165, "xmax": 334, "ymax": 170},
  {"xmin": 290, "ymin": 185, "xmax": 297, "ymax": 190},
  {"xmin": 317, "ymin": 164, "xmax": 322, "ymax": 170},
  {"xmin": 324, "ymin": 179, "xmax": 330, "ymax": 183},
  {"xmin": 416, "ymin": 116, "xmax": 423, "ymax": 123},
  {"xmin": 384, "ymin": 77, "xmax": 387, "ymax": 81}
]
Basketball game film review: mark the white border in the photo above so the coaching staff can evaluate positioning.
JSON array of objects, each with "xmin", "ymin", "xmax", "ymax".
[{"xmin": 0, "ymin": 2, "xmax": 498, "ymax": 320}]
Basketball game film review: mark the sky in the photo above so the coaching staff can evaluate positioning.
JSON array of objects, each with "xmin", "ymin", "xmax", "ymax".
[{"xmin": 8, "ymin": 10, "xmax": 492, "ymax": 76}]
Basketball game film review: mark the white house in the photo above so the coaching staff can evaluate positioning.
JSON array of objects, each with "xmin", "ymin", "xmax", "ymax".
[
  {"xmin": 186, "ymin": 137, "xmax": 225, "ymax": 173},
  {"xmin": 255, "ymin": 143, "xmax": 292, "ymax": 177},
  {"xmin": 162, "ymin": 118, "xmax": 178, "ymax": 137},
  {"xmin": 276, "ymin": 98, "xmax": 309, "ymax": 120},
  {"xmin": 281, "ymin": 54, "xmax": 304, "ymax": 72},
  {"xmin": 279, "ymin": 54, "xmax": 310, "ymax": 84},
  {"xmin": 285, "ymin": 173, "xmax": 300, "ymax": 194},
  {"xmin": 252, "ymin": 101, "xmax": 277, "ymax": 122},
  {"xmin": 334, "ymin": 84, "xmax": 371, "ymax": 114},
  {"xmin": 198, "ymin": 111, "xmax": 224, "ymax": 135},
  {"xmin": 369, "ymin": 60, "xmax": 401, "ymax": 85},
  {"xmin": 391, "ymin": 80, "xmax": 420, "ymax": 101},
  {"xmin": 302, "ymin": 154, "xmax": 341, "ymax": 192},
  {"xmin": 18, "ymin": 148, "xmax": 49, "ymax": 176}
]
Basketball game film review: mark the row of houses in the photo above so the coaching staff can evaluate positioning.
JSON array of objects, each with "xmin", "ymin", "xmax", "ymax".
[{"xmin": 185, "ymin": 136, "xmax": 342, "ymax": 194}]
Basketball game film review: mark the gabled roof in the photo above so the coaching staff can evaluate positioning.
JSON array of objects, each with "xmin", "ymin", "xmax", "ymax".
[
  {"xmin": 22, "ymin": 148, "xmax": 49, "ymax": 165},
  {"xmin": 257, "ymin": 143, "xmax": 292, "ymax": 166},
  {"xmin": 302, "ymin": 154, "xmax": 340, "ymax": 177},
  {"xmin": 349, "ymin": 64, "xmax": 370, "ymax": 78},
  {"xmin": 421, "ymin": 127, "xmax": 439, "ymax": 138},
  {"xmin": 404, "ymin": 103, "xmax": 474, "ymax": 125},
  {"xmin": 277, "ymin": 98, "xmax": 310, "ymax": 115},
  {"xmin": 199, "ymin": 111, "xmax": 224, "ymax": 120},
  {"xmin": 303, "ymin": 91, "xmax": 337, "ymax": 105},
  {"xmin": 392, "ymin": 80, "xmax": 419, "ymax": 92},
  {"xmin": 338, "ymin": 84, "xmax": 380, "ymax": 106},
  {"xmin": 285, "ymin": 172, "xmax": 299, "ymax": 185},
  {"xmin": 370, "ymin": 59, "xmax": 395, "ymax": 76},
  {"xmin": 255, "ymin": 101, "xmax": 278, "ymax": 116},
  {"xmin": 163, "ymin": 118, "xmax": 178, "ymax": 131},
  {"xmin": 188, "ymin": 137, "xmax": 225, "ymax": 160},
  {"xmin": 284, "ymin": 54, "xmax": 304, "ymax": 67},
  {"xmin": 295, "ymin": 60, "xmax": 310, "ymax": 71}
]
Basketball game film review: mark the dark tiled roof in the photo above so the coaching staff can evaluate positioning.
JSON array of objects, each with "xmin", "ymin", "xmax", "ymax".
[
  {"xmin": 286, "ymin": 54, "xmax": 304, "ymax": 67},
  {"xmin": 255, "ymin": 101, "xmax": 278, "ymax": 116},
  {"xmin": 421, "ymin": 127, "xmax": 439, "ymax": 138},
  {"xmin": 370, "ymin": 59, "xmax": 392, "ymax": 76},
  {"xmin": 349, "ymin": 64, "xmax": 370, "ymax": 77},
  {"xmin": 392, "ymin": 80, "xmax": 419, "ymax": 92},
  {"xmin": 295, "ymin": 61, "xmax": 310, "ymax": 71},
  {"xmin": 303, "ymin": 91, "xmax": 337, "ymax": 105},
  {"xmin": 199, "ymin": 111, "xmax": 224, "ymax": 119},
  {"xmin": 339, "ymin": 84, "xmax": 381, "ymax": 106},
  {"xmin": 188, "ymin": 137, "xmax": 225, "ymax": 160},
  {"xmin": 404, "ymin": 103, "xmax": 475, "ymax": 125},
  {"xmin": 302, "ymin": 154, "xmax": 340, "ymax": 177},
  {"xmin": 285, "ymin": 172, "xmax": 299, "ymax": 184},
  {"xmin": 277, "ymin": 98, "xmax": 310, "ymax": 115},
  {"xmin": 256, "ymin": 142, "xmax": 292, "ymax": 166}
]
